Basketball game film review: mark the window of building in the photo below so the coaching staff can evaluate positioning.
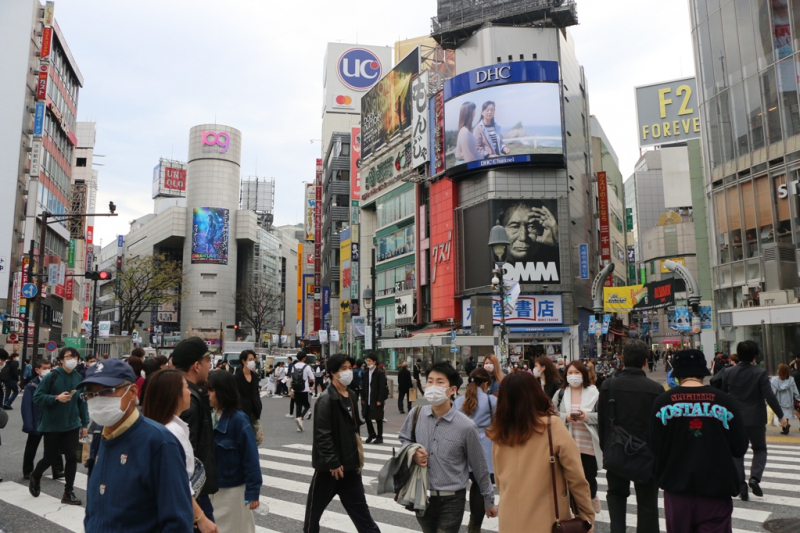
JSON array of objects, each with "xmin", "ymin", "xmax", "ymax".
[
  {"xmin": 735, "ymin": 0, "xmax": 759, "ymax": 77},
  {"xmin": 708, "ymin": 11, "xmax": 726, "ymax": 95},
  {"xmin": 754, "ymin": 0, "xmax": 775, "ymax": 69},
  {"xmin": 341, "ymin": 143, "xmax": 350, "ymax": 156},
  {"xmin": 770, "ymin": 0, "xmax": 794, "ymax": 59},
  {"xmin": 728, "ymin": 186, "xmax": 743, "ymax": 261},
  {"xmin": 697, "ymin": 20, "xmax": 716, "ymax": 99},
  {"xmin": 76, "ymin": 157, "xmax": 87, "ymax": 167},
  {"xmin": 722, "ymin": 1, "xmax": 742, "ymax": 86},
  {"xmin": 754, "ymin": 175, "xmax": 775, "ymax": 245},
  {"xmin": 705, "ymin": 96, "xmax": 722, "ymax": 168},
  {"xmin": 745, "ymin": 75, "xmax": 766, "ymax": 150},
  {"xmin": 741, "ymin": 180, "xmax": 758, "ymax": 258},
  {"xmin": 777, "ymin": 59, "xmax": 800, "ymax": 139},
  {"xmin": 718, "ymin": 90, "xmax": 736, "ymax": 162},
  {"xmin": 714, "ymin": 190, "xmax": 729, "ymax": 263},
  {"xmin": 773, "ymin": 174, "xmax": 792, "ymax": 241},
  {"xmin": 376, "ymin": 263, "xmax": 416, "ymax": 297},
  {"xmin": 376, "ymin": 225, "xmax": 414, "ymax": 262},
  {"xmin": 731, "ymin": 82, "xmax": 750, "ymax": 154},
  {"xmin": 376, "ymin": 187, "xmax": 414, "ymax": 228}
]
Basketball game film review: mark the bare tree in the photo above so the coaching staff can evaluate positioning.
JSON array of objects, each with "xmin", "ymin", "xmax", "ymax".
[
  {"xmin": 235, "ymin": 281, "xmax": 284, "ymax": 341},
  {"xmin": 115, "ymin": 254, "xmax": 188, "ymax": 334}
]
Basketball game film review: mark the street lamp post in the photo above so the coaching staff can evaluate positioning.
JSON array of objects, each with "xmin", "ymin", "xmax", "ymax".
[
  {"xmin": 488, "ymin": 224, "xmax": 510, "ymax": 365},
  {"xmin": 324, "ymin": 311, "xmax": 332, "ymax": 358},
  {"xmin": 362, "ymin": 286, "xmax": 374, "ymax": 354}
]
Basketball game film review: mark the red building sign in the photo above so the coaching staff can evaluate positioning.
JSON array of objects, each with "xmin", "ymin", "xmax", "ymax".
[{"xmin": 430, "ymin": 179, "xmax": 460, "ymax": 322}]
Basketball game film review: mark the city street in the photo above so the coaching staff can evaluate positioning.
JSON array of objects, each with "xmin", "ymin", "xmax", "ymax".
[{"xmin": 0, "ymin": 380, "xmax": 799, "ymax": 533}]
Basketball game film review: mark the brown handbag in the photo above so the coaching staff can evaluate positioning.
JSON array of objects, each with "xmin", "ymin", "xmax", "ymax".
[{"xmin": 547, "ymin": 418, "xmax": 590, "ymax": 533}]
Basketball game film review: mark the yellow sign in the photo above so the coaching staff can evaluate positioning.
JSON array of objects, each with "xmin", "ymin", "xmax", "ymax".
[
  {"xmin": 603, "ymin": 284, "xmax": 646, "ymax": 312},
  {"xmin": 657, "ymin": 212, "xmax": 682, "ymax": 226},
  {"xmin": 660, "ymin": 257, "xmax": 686, "ymax": 273}
]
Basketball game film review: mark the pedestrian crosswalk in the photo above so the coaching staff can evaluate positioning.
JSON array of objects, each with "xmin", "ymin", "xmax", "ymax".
[{"xmin": 1, "ymin": 430, "xmax": 799, "ymax": 532}]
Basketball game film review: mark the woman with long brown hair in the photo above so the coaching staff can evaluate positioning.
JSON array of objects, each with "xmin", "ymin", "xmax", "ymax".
[
  {"xmin": 453, "ymin": 369, "xmax": 497, "ymax": 533},
  {"xmin": 534, "ymin": 355, "xmax": 562, "ymax": 398},
  {"xmin": 482, "ymin": 353, "xmax": 504, "ymax": 395},
  {"xmin": 488, "ymin": 372, "xmax": 594, "ymax": 532},
  {"xmin": 454, "ymin": 101, "xmax": 485, "ymax": 164}
]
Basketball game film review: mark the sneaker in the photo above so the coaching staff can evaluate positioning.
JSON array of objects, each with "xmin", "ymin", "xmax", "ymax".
[
  {"xmin": 61, "ymin": 491, "xmax": 81, "ymax": 505},
  {"xmin": 285, "ymin": 413, "xmax": 294, "ymax": 418},
  {"xmin": 373, "ymin": 437, "xmax": 384, "ymax": 445},
  {"xmin": 591, "ymin": 496, "xmax": 602, "ymax": 514},
  {"xmin": 295, "ymin": 417, "xmax": 304, "ymax": 431},
  {"xmin": 29, "ymin": 474, "xmax": 40, "ymax": 498},
  {"xmin": 748, "ymin": 478, "xmax": 763, "ymax": 497}
]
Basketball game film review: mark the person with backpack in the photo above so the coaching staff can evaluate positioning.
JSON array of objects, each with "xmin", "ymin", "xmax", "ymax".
[
  {"xmin": 313, "ymin": 359, "xmax": 326, "ymax": 397},
  {"xmin": 291, "ymin": 352, "xmax": 315, "ymax": 432},
  {"xmin": 597, "ymin": 340, "xmax": 663, "ymax": 533},
  {"xmin": 304, "ymin": 353, "xmax": 379, "ymax": 533}
]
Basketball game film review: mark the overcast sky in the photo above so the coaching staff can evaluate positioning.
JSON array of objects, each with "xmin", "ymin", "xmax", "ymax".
[{"xmin": 55, "ymin": 0, "xmax": 695, "ymax": 247}]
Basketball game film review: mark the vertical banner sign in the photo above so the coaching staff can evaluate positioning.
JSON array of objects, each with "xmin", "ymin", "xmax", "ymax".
[
  {"xmin": 68, "ymin": 239, "xmax": 75, "ymax": 267},
  {"xmin": 601, "ymin": 314, "xmax": 611, "ymax": 334},
  {"xmin": 411, "ymin": 71, "xmax": 430, "ymax": 169},
  {"xmin": 30, "ymin": 140, "xmax": 42, "ymax": 177},
  {"xmin": 578, "ymin": 243, "xmax": 589, "ymax": 279},
  {"xmin": 305, "ymin": 184, "xmax": 316, "ymax": 241},
  {"xmin": 44, "ymin": 1, "xmax": 55, "ymax": 26},
  {"xmin": 588, "ymin": 315, "xmax": 596, "ymax": 336},
  {"xmin": 40, "ymin": 26, "xmax": 53, "ymax": 59},
  {"xmin": 429, "ymin": 91, "xmax": 445, "ymax": 176},
  {"xmin": 314, "ymin": 159, "xmax": 323, "ymax": 331},
  {"xmin": 34, "ymin": 102, "xmax": 45, "ymax": 136},
  {"xmin": 86, "ymin": 226, "xmax": 94, "ymax": 244},
  {"xmin": 36, "ymin": 64, "xmax": 48, "ymax": 100},
  {"xmin": 65, "ymin": 271, "xmax": 74, "ymax": 300},
  {"xmin": 350, "ymin": 127, "xmax": 361, "ymax": 201},
  {"xmin": 597, "ymin": 171, "xmax": 610, "ymax": 261},
  {"xmin": 296, "ymin": 243, "xmax": 303, "ymax": 323}
]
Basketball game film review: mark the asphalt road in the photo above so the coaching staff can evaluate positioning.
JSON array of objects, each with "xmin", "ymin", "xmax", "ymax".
[{"xmin": 0, "ymin": 373, "xmax": 798, "ymax": 532}]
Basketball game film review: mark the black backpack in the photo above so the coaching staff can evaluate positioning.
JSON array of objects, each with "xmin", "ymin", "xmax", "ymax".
[{"xmin": 291, "ymin": 363, "xmax": 307, "ymax": 393}]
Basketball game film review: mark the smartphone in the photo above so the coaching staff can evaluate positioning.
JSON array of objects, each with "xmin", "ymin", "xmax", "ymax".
[
  {"xmin": 69, "ymin": 390, "xmax": 77, "ymax": 395},
  {"xmin": 570, "ymin": 412, "xmax": 581, "ymax": 419}
]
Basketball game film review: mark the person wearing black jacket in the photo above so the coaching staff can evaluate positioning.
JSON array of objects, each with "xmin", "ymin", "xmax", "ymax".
[
  {"xmin": 362, "ymin": 352, "xmax": 388, "ymax": 444},
  {"xmin": 173, "ymin": 337, "xmax": 218, "ymax": 525},
  {"xmin": 649, "ymin": 349, "xmax": 748, "ymax": 532},
  {"xmin": 722, "ymin": 340, "xmax": 787, "ymax": 500},
  {"xmin": 1, "ymin": 351, "xmax": 21, "ymax": 409},
  {"xmin": 397, "ymin": 360, "xmax": 412, "ymax": 414},
  {"xmin": 597, "ymin": 340, "xmax": 663, "ymax": 533},
  {"xmin": 235, "ymin": 350, "xmax": 264, "ymax": 446},
  {"xmin": 305, "ymin": 354, "xmax": 379, "ymax": 533},
  {"xmin": 413, "ymin": 359, "xmax": 424, "ymax": 394}
]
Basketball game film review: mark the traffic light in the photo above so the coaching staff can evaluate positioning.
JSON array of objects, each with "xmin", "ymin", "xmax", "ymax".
[
  {"xmin": 85, "ymin": 271, "xmax": 113, "ymax": 281},
  {"xmin": 2, "ymin": 322, "xmax": 10, "ymax": 335},
  {"xmin": 226, "ymin": 324, "xmax": 239, "ymax": 330}
]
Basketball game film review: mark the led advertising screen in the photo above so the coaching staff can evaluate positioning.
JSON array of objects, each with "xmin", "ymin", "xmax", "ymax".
[
  {"xmin": 191, "ymin": 207, "xmax": 229, "ymax": 264},
  {"xmin": 443, "ymin": 61, "xmax": 563, "ymax": 173}
]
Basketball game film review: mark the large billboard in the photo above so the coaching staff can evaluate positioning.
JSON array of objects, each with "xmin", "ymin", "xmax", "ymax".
[
  {"xmin": 462, "ymin": 199, "xmax": 561, "ymax": 289},
  {"xmin": 152, "ymin": 159, "xmax": 188, "ymax": 199},
  {"xmin": 322, "ymin": 43, "xmax": 393, "ymax": 115},
  {"xmin": 361, "ymin": 47, "xmax": 420, "ymax": 160},
  {"xmin": 191, "ymin": 207, "xmax": 229, "ymax": 264},
  {"xmin": 443, "ymin": 61, "xmax": 563, "ymax": 173},
  {"xmin": 462, "ymin": 294, "xmax": 563, "ymax": 327},
  {"xmin": 635, "ymin": 77, "xmax": 700, "ymax": 147},
  {"xmin": 603, "ymin": 280, "xmax": 675, "ymax": 312}
]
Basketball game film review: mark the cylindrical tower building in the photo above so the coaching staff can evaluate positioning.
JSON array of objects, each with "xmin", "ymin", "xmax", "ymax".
[{"xmin": 182, "ymin": 125, "xmax": 242, "ymax": 342}]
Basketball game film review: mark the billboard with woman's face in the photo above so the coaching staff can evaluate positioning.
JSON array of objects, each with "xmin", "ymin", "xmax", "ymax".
[
  {"xmin": 191, "ymin": 207, "xmax": 229, "ymax": 264},
  {"xmin": 443, "ymin": 60, "xmax": 563, "ymax": 173}
]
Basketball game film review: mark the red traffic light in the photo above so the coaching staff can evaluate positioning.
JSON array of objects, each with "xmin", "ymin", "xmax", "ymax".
[
  {"xmin": 233, "ymin": 325, "xmax": 239, "ymax": 329},
  {"xmin": 97, "ymin": 271, "xmax": 112, "ymax": 280},
  {"xmin": 85, "ymin": 271, "xmax": 113, "ymax": 281}
]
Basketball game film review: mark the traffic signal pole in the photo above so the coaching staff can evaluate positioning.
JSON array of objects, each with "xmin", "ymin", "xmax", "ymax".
[
  {"xmin": 20, "ymin": 238, "xmax": 35, "ymax": 368},
  {"xmin": 90, "ymin": 267, "xmax": 99, "ymax": 358}
]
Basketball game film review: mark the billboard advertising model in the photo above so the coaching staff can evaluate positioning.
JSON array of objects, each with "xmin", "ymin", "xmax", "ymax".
[
  {"xmin": 462, "ymin": 199, "xmax": 561, "ymax": 289},
  {"xmin": 443, "ymin": 61, "xmax": 563, "ymax": 173},
  {"xmin": 191, "ymin": 207, "xmax": 229, "ymax": 264}
]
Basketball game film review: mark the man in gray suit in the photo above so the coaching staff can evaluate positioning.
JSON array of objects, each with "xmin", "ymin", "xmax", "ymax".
[{"xmin": 722, "ymin": 340, "xmax": 787, "ymax": 500}]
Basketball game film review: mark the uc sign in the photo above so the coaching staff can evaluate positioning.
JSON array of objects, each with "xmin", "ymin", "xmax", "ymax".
[{"xmin": 338, "ymin": 48, "xmax": 382, "ymax": 91}]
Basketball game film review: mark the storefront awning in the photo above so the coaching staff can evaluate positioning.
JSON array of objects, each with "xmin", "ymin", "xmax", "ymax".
[
  {"xmin": 661, "ymin": 338, "xmax": 682, "ymax": 344},
  {"xmin": 379, "ymin": 333, "xmax": 497, "ymax": 349}
]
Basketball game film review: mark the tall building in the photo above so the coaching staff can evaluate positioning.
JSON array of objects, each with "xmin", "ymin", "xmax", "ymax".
[{"xmin": 687, "ymin": 0, "xmax": 800, "ymax": 365}]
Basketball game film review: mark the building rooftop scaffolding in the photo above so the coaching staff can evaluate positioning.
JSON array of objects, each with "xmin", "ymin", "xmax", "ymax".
[{"xmin": 431, "ymin": 0, "xmax": 578, "ymax": 49}]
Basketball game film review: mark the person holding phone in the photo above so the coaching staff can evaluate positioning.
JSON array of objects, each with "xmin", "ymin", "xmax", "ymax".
[{"xmin": 555, "ymin": 361, "xmax": 602, "ymax": 514}]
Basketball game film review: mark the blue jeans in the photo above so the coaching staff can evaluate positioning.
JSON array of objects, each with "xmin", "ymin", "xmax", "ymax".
[
  {"xmin": 2, "ymin": 380, "xmax": 19, "ymax": 406},
  {"xmin": 416, "ymin": 490, "xmax": 467, "ymax": 533}
]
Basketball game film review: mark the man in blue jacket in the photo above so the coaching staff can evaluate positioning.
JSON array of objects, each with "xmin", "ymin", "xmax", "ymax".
[
  {"xmin": 79, "ymin": 358, "xmax": 194, "ymax": 532},
  {"xmin": 21, "ymin": 359, "xmax": 63, "ymax": 480}
]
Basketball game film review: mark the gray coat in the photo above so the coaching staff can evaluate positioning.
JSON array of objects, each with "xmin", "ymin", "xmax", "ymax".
[{"xmin": 770, "ymin": 377, "xmax": 800, "ymax": 418}]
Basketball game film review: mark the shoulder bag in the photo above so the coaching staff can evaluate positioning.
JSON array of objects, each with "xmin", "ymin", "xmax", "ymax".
[
  {"xmin": 547, "ymin": 418, "xmax": 589, "ymax": 533},
  {"xmin": 601, "ymin": 380, "xmax": 654, "ymax": 484}
]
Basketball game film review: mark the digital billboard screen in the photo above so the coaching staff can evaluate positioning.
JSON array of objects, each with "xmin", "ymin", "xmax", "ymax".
[
  {"xmin": 191, "ymin": 207, "xmax": 229, "ymax": 264},
  {"xmin": 443, "ymin": 60, "xmax": 563, "ymax": 173}
]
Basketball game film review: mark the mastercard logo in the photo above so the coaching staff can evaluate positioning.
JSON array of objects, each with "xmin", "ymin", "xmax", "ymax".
[{"xmin": 335, "ymin": 95, "xmax": 353, "ymax": 105}]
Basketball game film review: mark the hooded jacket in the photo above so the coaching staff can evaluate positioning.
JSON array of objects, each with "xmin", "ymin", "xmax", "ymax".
[{"xmin": 770, "ymin": 377, "xmax": 800, "ymax": 416}]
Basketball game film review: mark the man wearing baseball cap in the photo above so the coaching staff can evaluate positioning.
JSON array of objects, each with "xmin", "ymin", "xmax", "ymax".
[
  {"xmin": 172, "ymin": 337, "xmax": 218, "ymax": 523},
  {"xmin": 79, "ymin": 358, "xmax": 194, "ymax": 532},
  {"xmin": 649, "ymin": 349, "xmax": 748, "ymax": 532}
]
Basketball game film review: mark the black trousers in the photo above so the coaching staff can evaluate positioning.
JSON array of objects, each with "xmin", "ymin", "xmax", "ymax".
[
  {"xmin": 580, "ymin": 453, "xmax": 598, "ymax": 499},
  {"xmin": 397, "ymin": 388, "xmax": 411, "ymax": 412},
  {"xmin": 304, "ymin": 470, "xmax": 379, "ymax": 533},
  {"xmin": 23, "ymin": 433, "xmax": 63, "ymax": 476},
  {"xmin": 605, "ymin": 470, "xmax": 659, "ymax": 533},
  {"xmin": 295, "ymin": 392, "xmax": 311, "ymax": 419},
  {"xmin": 32, "ymin": 428, "xmax": 79, "ymax": 492},
  {"xmin": 468, "ymin": 472, "xmax": 494, "ymax": 528},
  {"xmin": 363, "ymin": 404, "xmax": 383, "ymax": 438},
  {"xmin": 736, "ymin": 425, "xmax": 768, "ymax": 490}
]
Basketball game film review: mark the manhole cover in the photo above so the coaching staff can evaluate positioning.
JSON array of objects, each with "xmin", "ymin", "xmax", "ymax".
[{"xmin": 764, "ymin": 518, "xmax": 800, "ymax": 532}]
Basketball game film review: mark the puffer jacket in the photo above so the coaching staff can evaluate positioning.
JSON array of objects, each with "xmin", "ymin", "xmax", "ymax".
[
  {"xmin": 312, "ymin": 385, "xmax": 363, "ymax": 473},
  {"xmin": 770, "ymin": 377, "xmax": 800, "ymax": 417}
]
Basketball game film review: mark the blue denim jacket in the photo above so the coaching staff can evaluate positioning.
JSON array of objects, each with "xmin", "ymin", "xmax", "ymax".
[{"xmin": 213, "ymin": 409, "xmax": 263, "ymax": 501}]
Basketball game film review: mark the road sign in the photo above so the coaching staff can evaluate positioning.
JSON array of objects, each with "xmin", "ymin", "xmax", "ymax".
[
  {"xmin": 7, "ymin": 333, "xmax": 18, "ymax": 342},
  {"xmin": 450, "ymin": 345, "xmax": 460, "ymax": 353},
  {"xmin": 22, "ymin": 283, "xmax": 37, "ymax": 298},
  {"xmin": 45, "ymin": 341, "xmax": 57, "ymax": 352},
  {"xmin": 450, "ymin": 329, "xmax": 456, "ymax": 341}
]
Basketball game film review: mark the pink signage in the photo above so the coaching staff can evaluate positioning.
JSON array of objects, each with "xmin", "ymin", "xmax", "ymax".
[{"xmin": 200, "ymin": 131, "xmax": 230, "ymax": 153}]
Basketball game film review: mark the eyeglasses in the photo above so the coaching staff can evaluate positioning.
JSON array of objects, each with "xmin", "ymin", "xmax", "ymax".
[{"xmin": 80, "ymin": 384, "xmax": 131, "ymax": 401}]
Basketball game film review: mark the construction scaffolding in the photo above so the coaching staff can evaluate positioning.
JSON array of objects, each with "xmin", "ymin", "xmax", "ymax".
[{"xmin": 240, "ymin": 177, "xmax": 275, "ymax": 230}]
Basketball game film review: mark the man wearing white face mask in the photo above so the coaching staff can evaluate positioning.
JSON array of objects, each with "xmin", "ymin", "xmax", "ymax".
[
  {"xmin": 305, "ymin": 353, "xmax": 379, "ymax": 533},
  {"xmin": 21, "ymin": 359, "xmax": 64, "ymax": 481},
  {"xmin": 78, "ymin": 358, "xmax": 194, "ymax": 532},
  {"xmin": 362, "ymin": 353, "xmax": 388, "ymax": 444},
  {"xmin": 399, "ymin": 362, "xmax": 497, "ymax": 533},
  {"xmin": 30, "ymin": 347, "xmax": 89, "ymax": 505}
]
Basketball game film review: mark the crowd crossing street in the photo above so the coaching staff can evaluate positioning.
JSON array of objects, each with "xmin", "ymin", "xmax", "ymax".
[{"xmin": 0, "ymin": 376, "xmax": 799, "ymax": 533}]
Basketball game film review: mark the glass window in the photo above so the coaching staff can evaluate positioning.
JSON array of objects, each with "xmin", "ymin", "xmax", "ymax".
[
  {"xmin": 376, "ymin": 225, "xmax": 415, "ymax": 262},
  {"xmin": 708, "ymin": 11, "xmax": 726, "ymax": 94},
  {"xmin": 745, "ymin": 75, "xmax": 766, "ymax": 149},
  {"xmin": 695, "ymin": 0, "xmax": 708, "ymax": 23},
  {"xmin": 762, "ymin": 67, "xmax": 783, "ymax": 145},
  {"xmin": 722, "ymin": 2, "xmax": 742, "ymax": 86},
  {"xmin": 792, "ymin": 0, "xmax": 800, "ymax": 50},
  {"xmin": 741, "ymin": 181, "xmax": 759, "ymax": 257},
  {"xmin": 771, "ymin": 0, "xmax": 794, "ymax": 59},
  {"xmin": 777, "ymin": 58, "xmax": 800, "ymax": 138},
  {"xmin": 728, "ymin": 186, "xmax": 744, "ymax": 260},
  {"xmin": 707, "ymin": 0, "xmax": 720, "ymax": 12},
  {"xmin": 792, "ymin": 169, "xmax": 800, "ymax": 246},
  {"xmin": 705, "ymin": 98, "xmax": 722, "ymax": 168},
  {"xmin": 718, "ymin": 90, "xmax": 737, "ymax": 161},
  {"xmin": 755, "ymin": 175, "xmax": 775, "ymax": 244},
  {"xmin": 715, "ymin": 190, "xmax": 730, "ymax": 263},
  {"xmin": 755, "ymin": 0, "xmax": 776, "ymax": 69},
  {"xmin": 774, "ymin": 174, "xmax": 792, "ymax": 241},
  {"xmin": 697, "ymin": 21, "xmax": 717, "ymax": 99},
  {"xmin": 731, "ymin": 82, "xmax": 750, "ymax": 154}
]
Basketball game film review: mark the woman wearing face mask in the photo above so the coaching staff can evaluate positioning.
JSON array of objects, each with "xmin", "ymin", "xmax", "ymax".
[
  {"xmin": 304, "ymin": 353, "xmax": 380, "ymax": 532},
  {"xmin": 534, "ymin": 356, "xmax": 562, "ymax": 398},
  {"xmin": 234, "ymin": 350, "xmax": 264, "ymax": 446},
  {"xmin": 483, "ymin": 354, "xmax": 504, "ymax": 395},
  {"xmin": 207, "ymin": 370, "xmax": 263, "ymax": 533},
  {"xmin": 453, "ymin": 369, "xmax": 498, "ymax": 533},
  {"xmin": 555, "ymin": 361, "xmax": 602, "ymax": 514},
  {"xmin": 143, "ymin": 369, "xmax": 218, "ymax": 533},
  {"xmin": 127, "ymin": 356, "xmax": 145, "ymax": 396}
]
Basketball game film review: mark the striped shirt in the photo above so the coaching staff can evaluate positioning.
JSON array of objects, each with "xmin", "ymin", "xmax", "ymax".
[
  {"xmin": 568, "ymin": 389, "xmax": 594, "ymax": 455},
  {"xmin": 399, "ymin": 404, "xmax": 495, "ymax": 507}
]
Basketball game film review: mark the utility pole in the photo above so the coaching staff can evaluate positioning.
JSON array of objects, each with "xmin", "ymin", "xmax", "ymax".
[
  {"xmin": 20, "ymin": 239, "xmax": 35, "ymax": 367},
  {"xmin": 591, "ymin": 263, "xmax": 615, "ymax": 359},
  {"xmin": 370, "ymin": 247, "xmax": 376, "ymax": 354},
  {"xmin": 90, "ymin": 267, "xmax": 99, "ymax": 357}
]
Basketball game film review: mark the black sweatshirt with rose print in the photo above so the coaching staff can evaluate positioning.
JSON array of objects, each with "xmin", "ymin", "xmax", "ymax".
[{"xmin": 649, "ymin": 385, "xmax": 748, "ymax": 498}]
